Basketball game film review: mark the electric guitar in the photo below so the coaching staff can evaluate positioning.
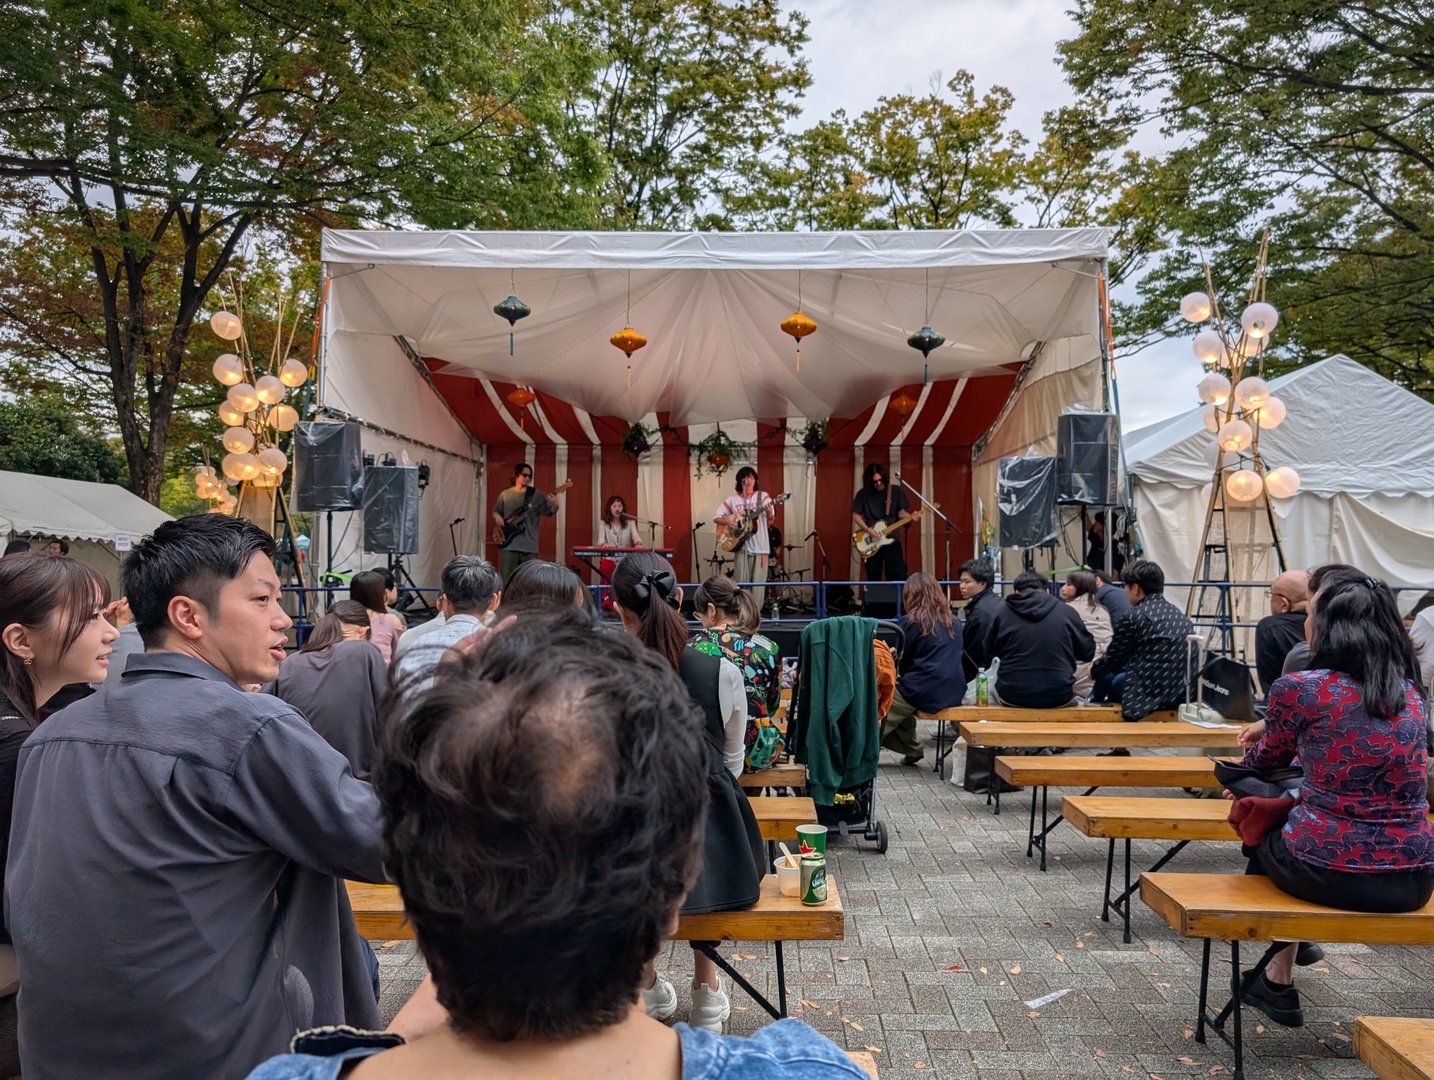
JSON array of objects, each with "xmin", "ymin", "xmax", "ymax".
[
  {"xmin": 716, "ymin": 492, "xmax": 791, "ymax": 553},
  {"xmin": 491, "ymin": 479, "xmax": 574, "ymax": 548},
  {"xmin": 851, "ymin": 505, "xmax": 937, "ymax": 560}
]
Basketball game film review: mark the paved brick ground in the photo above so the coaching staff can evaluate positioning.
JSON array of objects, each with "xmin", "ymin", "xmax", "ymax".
[{"xmin": 370, "ymin": 737, "xmax": 1433, "ymax": 1078}]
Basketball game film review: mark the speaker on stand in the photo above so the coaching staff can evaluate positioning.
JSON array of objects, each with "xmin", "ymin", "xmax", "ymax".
[
  {"xmin": 292, "ymin": 422, "xmax": 365, "ymax": 592},
  {"xmin": 997, "ymin": 455, "xmax": 1058, "ymax": 551}
]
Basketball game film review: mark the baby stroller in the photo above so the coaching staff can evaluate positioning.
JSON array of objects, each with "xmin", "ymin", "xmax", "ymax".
[{"xmin": 784, "ymin": 616, "xmax": 898, "ymax": 854}]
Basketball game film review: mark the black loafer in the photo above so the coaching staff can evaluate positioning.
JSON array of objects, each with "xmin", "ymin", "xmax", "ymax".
[
  {"xmin": 1294, "ymin": 942, "xmax": 1324, "ymax": 966},
  {"xmin": 1240, "ymin": 970, "xmax": 1304, "ymax": 1028}
]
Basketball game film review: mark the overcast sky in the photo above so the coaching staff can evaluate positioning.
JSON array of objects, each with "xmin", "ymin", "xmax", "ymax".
[{"xmin": 781, "ymin": 0, "xmax": 1204, "ymax": 429}]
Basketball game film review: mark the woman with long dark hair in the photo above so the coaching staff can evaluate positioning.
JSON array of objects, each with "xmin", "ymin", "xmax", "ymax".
[
  {"xmin": 880, "ymin": 572, "xmax": 965, "ymax": 765},
  {"xmin": 1061, "ymin": 570, "xmax": 1112, "ymax": 698},
  {"xmin": 350, "ymin": 570, "xmax": 404, "ymax": 665},
  {"xmin": 690, "ymin": 575, "xmax": 780, "ymax": 756},
  {"xmin": 611, "ymin": 552, "xmax": 762, "ymax": 1034},
  {"xmin": 0, "ymin": 553, "xmax": 118, "ymax": 1069},
  {"xmin": 1235, "ymin": 571, "xmax": 1433, "ymax": 1028},
  {"xmin": 268, "ymin": 600, "xmax": 386, "ymax": 779},
  {"xmin": 595, "ymin": 494, "xmax": 640, "ymax": 548}
]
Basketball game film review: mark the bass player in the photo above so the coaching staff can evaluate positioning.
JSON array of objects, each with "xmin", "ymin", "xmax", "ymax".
[
  {"xmin": 852, "ymin": 463, "xmax": 912, "ymax": 612},
  {"xmin": 491, "ymin": 462, "xmax": 560, "ymax": 587},
  {"xmin": 713, "ymin": 466, "xmax": 775, "ymax": 608}
]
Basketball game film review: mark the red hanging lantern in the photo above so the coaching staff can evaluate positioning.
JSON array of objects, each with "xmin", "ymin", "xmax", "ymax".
[
  {"xmin": 889, "ymin": 392, "xmax": 918, "ymax": 417},
  {"xmin": 506, "ymin": 386, "xmax": 537, "ymax": 429}
]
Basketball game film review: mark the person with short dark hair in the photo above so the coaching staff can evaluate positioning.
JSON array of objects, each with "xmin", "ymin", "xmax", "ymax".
[
  {"xmin": 958, "ymin": 558, "xmax": 1000, "ymax": 677},
  {"xmin": 391, "ymin": 556, "xmax": 501, "ymax": 693},
  {"xmin": 1233, "ymin": 574, "xmax": 1433, "ymax": 1028},
  {"xmin": 984, "ymin": 571, "xmax": 1095, "ymax": 708},
  {"xmin": 244, "ymin": 609, "xmax": 866, "ymax": 1080},
  {"xmin": 1, "ymin": 540, "xmax": 29, "ymax": 558},
  {"xmin": 350, "ymin": 569, "xmax": 404, "ymax": 664},
  {"xmin": 1089, "ymin": 559, "xmax": 1195, "ymax": 720},
  {"xmin": 7, "ymin": 515, "xmax": 388, "ymax": 1079},
  {"xmin": 1255, "ymin": 570, "xmax": 1310, "ymax": 695},
  {"xmin": 714, "ymin": 466, "xmax": 776, "ymax": 609},
  {"xmin": 1093, "ymin": 569, "xmax": 1132, "ymax": 625},
  {"xmin": 491, "ymin": 463, "xmax": 560, "ymax": 587},
  {"xmin": 500, "ymin": 558, "xmax": 589, "ymax": 614},
  {"xmin": 43, "ymin": 539, "xmax": 67, "ymax": 557},
  {"xmin": 268, "ymin": 600, "xmax": 386, "ymax": 779}
]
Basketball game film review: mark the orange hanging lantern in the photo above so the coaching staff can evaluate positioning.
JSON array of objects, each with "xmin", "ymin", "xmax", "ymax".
[
  {"xmin": 506, "ymin": 386, "xmax": 537, "ymax": 429},
  {"xmin": 889, "ymin": 392, "xmax": 918, "ymax": 417},
  {"xmin": 610, "ymin": 326, "xmax": 648, "ymax": 387},
  {"xmin": 780, "ymin": 311, "xmax": 817, "ymax": 371}
]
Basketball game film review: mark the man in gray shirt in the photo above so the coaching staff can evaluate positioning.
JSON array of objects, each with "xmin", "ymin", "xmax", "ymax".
[
  {"xmin": 490, "ymin": 462, "xmax": 559, "ymax": 586},
  {"xmin": 391, "ymin": 555, "xmax": 500, "ymax": 695},
  {"xmin": 6, "ymin": 515, "xmax": 388, "ymax": 1079}
]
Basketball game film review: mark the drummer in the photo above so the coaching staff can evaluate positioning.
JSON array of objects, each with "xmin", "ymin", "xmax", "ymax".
[{"xmin": 596, "ymin": 494, "xmax": 641, "ymax": 548}]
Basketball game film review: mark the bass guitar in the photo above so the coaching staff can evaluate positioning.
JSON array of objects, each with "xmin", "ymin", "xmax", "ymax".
[
  {"xmin": 491, "ymin": 479, "xmax": 574, "ymax": 548},
  {"xmin": 851, "ymin": 505, "xmax": 936, "ymax": 560},
  {"xmin": 716, "ymin": 492, "xmax": 791, "ymax": 553}
]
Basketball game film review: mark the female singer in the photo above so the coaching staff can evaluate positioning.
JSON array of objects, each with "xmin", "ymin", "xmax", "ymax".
[{"xmin": 595, "ymin": 495, "xmax": 641, "ymax": 548}]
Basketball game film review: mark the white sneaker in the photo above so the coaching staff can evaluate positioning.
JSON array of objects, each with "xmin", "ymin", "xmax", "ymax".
[
  {"xmin": 641, "ymin": 973, "xmax": 677, "ymax": 1021},
  {"xmin": 688, "ymin": 977, "xmax": 731, "ymax": 1032}
]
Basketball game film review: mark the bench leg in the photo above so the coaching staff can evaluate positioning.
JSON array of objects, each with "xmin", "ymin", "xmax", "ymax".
[
  {"xmin": 1039, "ymin": 785, "xmax": 1049, "ymax": 871},
  {"xmin": 932, "ymin": 720, "xmax": 944, "ymax": 779},
  {"xmin": 1229, "ymin": 939, "xmax": 1245, "ymax": 1080},
  {"xmin": 693, "ymin": 941, "xmax": 784, "ymax": 1022},
  {"xmin": 775, "ymin": 941, "xmax": 787, "ymax": 1018},
  {"xmin": 1026, "ymin": 787, "xmax": 1039, "ymax": 858},
  {"xmin": 1122, "ymin": 839, "xmax": 1132, "ymax": 944},
  {"xmin": 1195, "ymin": 937, "xmax": 1211, "ymax": 1044},
  {"xmin": 1107, "ymin": 840, "xmax": 1190, "ymax": 945},
  {"xmin": 1101, "ymin": 838, "xmax": 1114, "ymax": 924},
  {"xmin": 994, "ymin": 771, "xmax": 1001, "ymax": 816}
]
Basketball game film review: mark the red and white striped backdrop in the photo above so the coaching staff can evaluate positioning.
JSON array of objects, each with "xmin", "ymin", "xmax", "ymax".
[{"xmin": 429, "ymin": 365, "xmax": 1018, "ymax": 582}]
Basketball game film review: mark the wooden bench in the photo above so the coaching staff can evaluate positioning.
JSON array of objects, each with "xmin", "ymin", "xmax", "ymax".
[
  {"xmin": 958, "ymin": 720, "xmax": 1242, "ymax": 750},
  {"xmin": 348, "ymin": 874, "xmax": 845, "ymax": 1022},
  {"xmin": 918, "ymin": 703, "xmax": 1125, "ymax": 778},
  {"xmin": 747, "ymin": 796, "xmax": 817, "ymax": 840},
  {"xmin": 1140, "ymin": 872, "xmax": 1434, "ymax": 1080},
  {"xmin": 1063, "ymin": 795, "xmax": 1236, "ymax": 942},
  {"xmin": 1355, "ymin": 1016, "xmax": 1434, "ymax": 1080},
  {"xmin": 739, "ymin": 762, "xmax": 807, "ymax": 791}
]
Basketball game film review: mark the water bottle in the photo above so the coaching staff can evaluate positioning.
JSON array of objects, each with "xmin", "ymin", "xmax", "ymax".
[{"xmin": 975, "ymin": 667, "xmax": 988, "ymax": 707}]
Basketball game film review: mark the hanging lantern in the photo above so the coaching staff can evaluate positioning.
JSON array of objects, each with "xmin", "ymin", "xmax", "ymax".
[
  {"xmin": 212, "ymin": 353, "xmax": 245, "ymax": 386},
  {"xmin": 210, "ymin": 311, "xmax": 243, "ymax": 341},
  {"xmin": 1192, "ymin": 329, "xmax": 1224, "ymax": 366},
  {"xmin": 889, "ymin": 392, "xmax": 918, "ymax": 417},
  {"xmin": 780, "ymin": 311, "xmax": 817, "ymax": 371},
  {"xmin": 226, "ymin": 383, "xmax": 259, "ymax": 413},
  {"xmin": 250, "ymin": 471, "xmax": 280, "ymax": 490},
  {"xmin": 1233, "ymin": 375, "xmax": 1271, "ymax": 411},
  {"xmin": 1202, "ymin": 405, "xmax": 1220, "ymax": 433},
  {"xmin": 218, "ymin": 401, "xmax": 246, "ymax": 427},
  {"xmin": 222, "ymin": 426, "xmax": 256, "ymax": 454},
  {"xmin": 1250, "ymin": 395, "xmax": 1286, "ymax": 430},
  {"xmin": 256, "ymin": 447, "xmax": 288, "ymax": 476},
  {"xmin": 1225, "ymin": 468, "xmax": 1263, "ymax": 503},
  {"xmin": 1179, "ymin": 292, "xmax": 1213, "ymax": 323},
  {"xmin": 611, "ymin": 326, "xmax": 648, "ymax": 387},
  {"xmin": 906, "ymin": 326, "xmax": 945, "ymax": 385},
  {"xmin": 278, "ymin": 358, "xmax": 309, "ymax": 388},
  {"xmin": 254, "ymin": 374, "xmax": 285, "ymax": 405},
  {"xmin": 1264, "ymin": 465, "xmax": 1301, "ymax": 499},
  {"xmin": 1217, "ymin": 419, "xmax": 1253, "ymax": 453},
  {"xmin": 493, "ymin": 294, "xmax": 531, "ymax": 356},
  {"xmin": 1240, "ymin": 302, "xmax": 1279, "ymax": 340},
  {"xmin": 1196, "ymin": 372, "xmax": 1231, "ymax": 406},
  {"xmin": 506, "ymin": 386, "xmax": 537, "ymax": 430},
  {"xmin": 221, "ymin": 452, "xmax": 260, "ymax": 482},
  {"xmin": 267, "ymin": 403, "xmax": 300, "ymax": 432}
]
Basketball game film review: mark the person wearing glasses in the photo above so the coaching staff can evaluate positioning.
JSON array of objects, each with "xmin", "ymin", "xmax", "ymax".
[
  {"xmin": 1255, "ymin": 570, "xmax": 1310, "ymax": 696},
  {"xmin": 490, "ymin": 464, "xmax": 558, "ymax": 587}
]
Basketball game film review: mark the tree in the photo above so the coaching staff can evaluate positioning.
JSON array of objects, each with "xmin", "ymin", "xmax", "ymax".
[
  {"xmin": 0, "ymin": 0, "xmax": 604, "ymax": 502},
  {"xmin": 573, "ymin": 0, "xmax": 810, "ymax": 228},
  {"xmin": 0, "ymin": 396, "xmax": 127, "ymax": 485},
  {"xmin": 1061, "ymin": 0, "xmax": 1434, "ymax": 392}
]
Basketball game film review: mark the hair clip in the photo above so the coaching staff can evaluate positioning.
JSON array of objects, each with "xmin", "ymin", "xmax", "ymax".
[{"xmin": 1364, "ymin": 577, "xmax": 1384, "ymax": 591}]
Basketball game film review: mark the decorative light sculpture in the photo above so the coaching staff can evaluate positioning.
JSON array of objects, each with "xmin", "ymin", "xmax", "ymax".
[
  {"xmin": 1225, "ymin": 468, "xmax": 1263, "ymax": 502},
  {"xmin": 1264, "ymin": 466, "xmax": 1302, "ymax": 499},
  {"xmin": 1217, "ymin": 419, "xmax": 1252, "ymax": 453}
]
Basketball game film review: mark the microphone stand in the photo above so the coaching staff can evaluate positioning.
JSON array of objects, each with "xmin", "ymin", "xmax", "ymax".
[
  {"xmin": 448, "ymin": 518, "xmax": 464, "ymax": 557},
  {"xmin": 632, "ymin": 516, "xmax": 668, "ymax": 549},
  {"xmin": 897, "ymin": 472, "xmax": 957, "ymax": 597}
]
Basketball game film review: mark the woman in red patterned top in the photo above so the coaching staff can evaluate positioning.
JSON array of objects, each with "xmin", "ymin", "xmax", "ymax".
[{"xmin": 1236, "ymin": 570, "xmax": 1433, "ymax": 1027}]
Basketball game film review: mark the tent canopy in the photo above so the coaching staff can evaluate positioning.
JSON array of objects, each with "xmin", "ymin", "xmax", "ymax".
[
  {"xmin": 0, "ymin": 471, "xmax": 171, "ymax": 545},
  {"xmin": 319, "ymin": 228, "xmax": 1109, "ymax": 426}
]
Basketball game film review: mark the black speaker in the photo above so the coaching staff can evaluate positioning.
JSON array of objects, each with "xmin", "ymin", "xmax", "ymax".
[
  {"xmin": 1057, "ymin": 411, "xmax": 1119, "ymax": 505},
  {"xmin": 362, "ymin": 466, "xmax": 420, "ymax": 554},
  {"xmin": 293, "ymin": 422, "xmax": 364, "ymax": 511},
  {"xmin": 997, "ymin": 455, "xmax": 1057, "ymax": 548}
]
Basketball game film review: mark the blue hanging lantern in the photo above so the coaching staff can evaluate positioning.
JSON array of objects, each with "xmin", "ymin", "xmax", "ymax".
[
  {"xmin": 907, "ymin": 325, "xmax": 945, "ymax": 384},
  {"xmin": 493, "ymin": 294, "xmax": 531, "ymax": 356}
]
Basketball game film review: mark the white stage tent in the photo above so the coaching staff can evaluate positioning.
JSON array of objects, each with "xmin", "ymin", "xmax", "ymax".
[
  {"xmin": 0, "ymin": 471, "xmax": 173, "ymax": 593},
  {"xmin": 1125, "ymin": 354, "xmax": 1434, "ymax": 605},
  {"xmin": 317, "ymin": 228, "xmax": 1112, "ymax": 586}
]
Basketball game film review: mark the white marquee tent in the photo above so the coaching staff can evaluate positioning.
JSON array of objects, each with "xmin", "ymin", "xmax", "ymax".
[
  {"xmin": 0, "ymin": 471, "xmax": 173, "ymax": 592},
  {"xmin": 317, "ymin": 228, "xmax": 1112, "ymax": 584},
  {"xmin": 1125, "ymin": 354, "xmax": 1434, "ymax": 597}
]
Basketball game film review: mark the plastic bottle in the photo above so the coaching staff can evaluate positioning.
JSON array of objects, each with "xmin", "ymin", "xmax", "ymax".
[{"xmin": 975, "ymin": 667, "xmax": 988, "ymax": 707}]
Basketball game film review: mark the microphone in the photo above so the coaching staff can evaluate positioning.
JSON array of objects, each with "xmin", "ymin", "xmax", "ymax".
[
  {"xmin": 620, "ymin": 513, "xmax": 638, "ymax": 521},
  {"xmin": 694, "ymin": 520, "xmax": 706, "ymax": 529},
  {"xmin": 893, "ymin": 471, "xmax": 901, "ymax": 481},
  {"xmin": 804, "ymin": 531, "xmax": 817, "ymax": 541},
  {"xmin": 450, "ymin": 517, "xmax": 466, "ymax": 525}
]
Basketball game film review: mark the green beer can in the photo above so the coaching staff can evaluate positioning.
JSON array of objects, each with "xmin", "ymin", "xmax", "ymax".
[{"xmin": 799, "ymin": 852, "xmax": 827, "ymax": 905}]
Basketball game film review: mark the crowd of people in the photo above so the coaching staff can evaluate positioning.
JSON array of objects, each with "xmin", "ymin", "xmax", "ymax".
[{"xmin": 0, "ymin": 519, "xmax": 1429, "ymax": 1074}]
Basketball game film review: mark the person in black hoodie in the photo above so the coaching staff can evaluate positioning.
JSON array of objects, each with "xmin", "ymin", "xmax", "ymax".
[
  {"xmin": 958, "ymin": 558, "xmax": 1002, "ymax": 679},
  {"xmin": 985, "ymin": 571, "xmax": 1096, "ymax": 708}
]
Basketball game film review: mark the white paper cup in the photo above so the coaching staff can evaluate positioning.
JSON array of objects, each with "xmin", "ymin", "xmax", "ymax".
[{"xmin": 774, "ymin": 855, "xmax": 801, "ymax": 897}]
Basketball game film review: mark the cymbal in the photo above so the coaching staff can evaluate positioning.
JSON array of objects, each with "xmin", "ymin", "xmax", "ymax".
[{"xmin": 781, "ymin": 543, "xmax": 801, "ymax": 551}]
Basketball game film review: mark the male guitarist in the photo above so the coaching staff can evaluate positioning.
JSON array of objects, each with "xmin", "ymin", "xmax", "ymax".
[
  {"xmin": 490, "ymin": 463, "xmax": 559, "ymax": 587},
  {"xmin": 713, "ymin": 466, "xmax": 775, "ymax": 608},
  {"xmin": 851, "ymin": 462, "xmax": 912, "ymax": 615}
]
